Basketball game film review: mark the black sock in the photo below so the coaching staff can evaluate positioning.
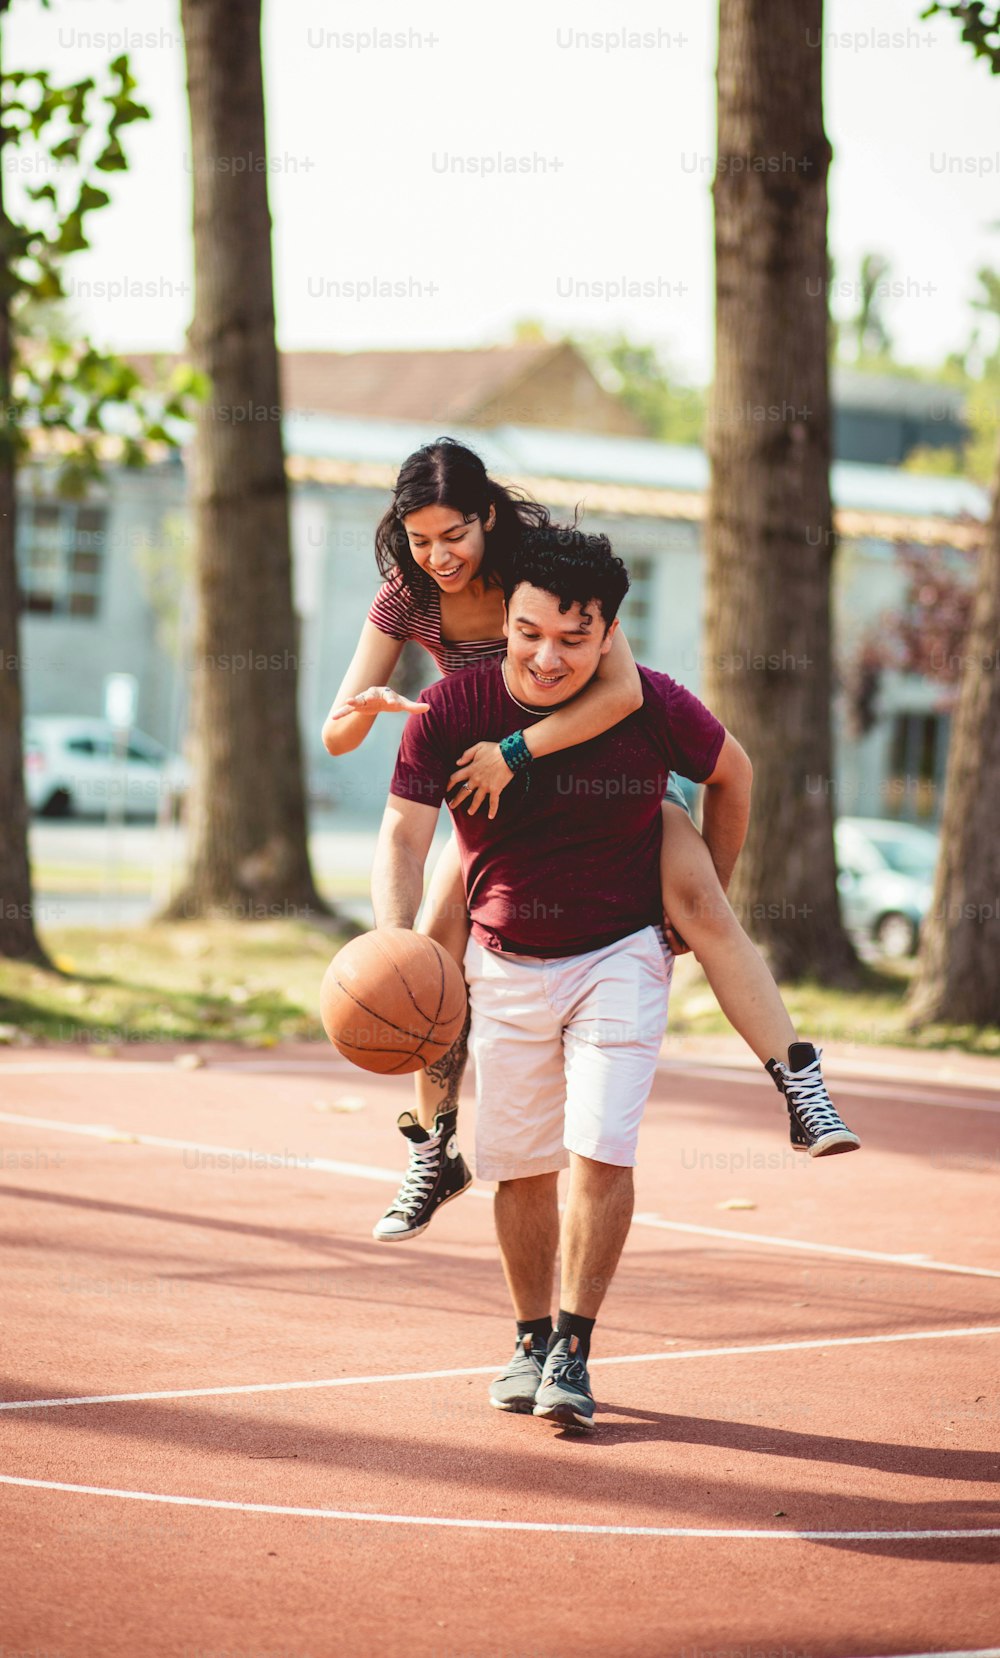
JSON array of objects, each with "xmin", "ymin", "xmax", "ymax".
[
  {"xmin": 516, "ymin": 1315, "xmax": 553, "ymax": 1353},
  {"xmin": 556, "ymin": 1308, "xmax": 596, "ymax": 1362}
]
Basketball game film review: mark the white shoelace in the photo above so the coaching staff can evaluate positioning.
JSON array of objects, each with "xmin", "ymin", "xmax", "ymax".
[
  {"xmin": 781, "ymin": 1051, "xmax": 844, "ymax": 1132},
  {"xmin": 393, "ymin": 1135, "xmax": 441, "ymax": 1214}
]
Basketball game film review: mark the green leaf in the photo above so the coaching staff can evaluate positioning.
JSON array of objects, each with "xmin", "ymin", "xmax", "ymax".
[
  {"xmin": 56, "ymin": 455, "xmax": 101, "ymax": 499},
  {"xmin": 54, "ymin": 215, "xmax": 89, "ymax": 254},
  {"xmin": 94, "ymin": 137, "xmax": 127, "ymax": 172},
  {"xmin": 169, "ymin": 365, "xmax": 212, "ymax": 400},
  {"xmin": 30, "ymin": 270, "xmax": 65, "ymax": 301},
  {"xmin": 78, "ymin": 183, "xmax": 112, "ymax": 214},
  {"xmin": 121, "ymin": 436, "xmax": 148, "ymax": 469},
  {"xmin": 50, "ymin": 134, "xmax": 83, "ymax": 161},
  {"xmin": 109, "ymin": 56, "xmax": 139, "ymax": 95},
  {"xmin": 109, "ymin": 100, "xmax": 151, "ymax": 131}
]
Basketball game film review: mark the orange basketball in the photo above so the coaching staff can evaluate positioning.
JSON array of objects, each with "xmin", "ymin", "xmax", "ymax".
[{"xmin": 320, "ymin": 928, "xmax": 468, "ymax": 1075}]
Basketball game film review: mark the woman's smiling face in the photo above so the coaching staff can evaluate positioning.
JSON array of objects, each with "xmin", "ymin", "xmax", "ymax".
[{"xmin": 402, "ymin": 504, "xmax": 489, "ymax": 593}]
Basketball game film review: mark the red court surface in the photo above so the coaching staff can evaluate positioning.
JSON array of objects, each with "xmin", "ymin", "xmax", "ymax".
[{"xmin": 0, "ymin": 1040, "xmax": 998, "ymax": 1658}]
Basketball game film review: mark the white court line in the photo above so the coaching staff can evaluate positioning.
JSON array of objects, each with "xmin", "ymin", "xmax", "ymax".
[
  {"xmin": 2, "ymin": 1056, "xmax": 1000, "ymax": 1114},
  {"xmin": 632, "ymin": 1214, "xmax": 1000, "ymax": 1280},
  {"xmin": 3, "ymin": 1107, "xmax": 1000, "ymax": 1283},
  {"xmin": 0, "ymin": 1474, "xmax": 998, "ymax": 1542},
  {"xmin": 0, "ymin": 1062, "xmax": 171, "ymax": 1076},
  {"xmin": 656, "ymin": 1063, "xmax": 1000, "ymax": 1115},
  {"xmin": 848, "ymin": 1652, "xmax": 1000, "ymax": 1658},
  {"xmin": 0, "ymin": 1112, "xmax": 405, "ymax": 1185},
  {"xmin": 851, "ymin": 1652, "xmax": 1000, "ymax": 1658},
  {"xmin": 2, "ymin": 1323, "xmax": 998, "ymax": 1412}
]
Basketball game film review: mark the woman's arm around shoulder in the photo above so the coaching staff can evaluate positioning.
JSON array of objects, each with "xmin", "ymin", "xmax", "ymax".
[{"xmin": 446, "ymin": 626, "xmax": 643, "ymax": 818}]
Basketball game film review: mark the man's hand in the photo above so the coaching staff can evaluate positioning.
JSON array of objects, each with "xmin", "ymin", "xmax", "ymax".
[
  {"xmin": 329, "ymin": 686, "xmax": 429, "ymax": 720},
  {"xmin": 447, "ymin": 742, "xmax": 514, "ymax": 820}
]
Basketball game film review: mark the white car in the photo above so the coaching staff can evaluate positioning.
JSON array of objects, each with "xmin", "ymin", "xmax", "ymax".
[
  {"xmin": 834, "ymin": 816, "xmax": 940, "ymax": 958},
  {"xmin": 24, "ymin": 716, "xmax": 189, "ymax": 820}
]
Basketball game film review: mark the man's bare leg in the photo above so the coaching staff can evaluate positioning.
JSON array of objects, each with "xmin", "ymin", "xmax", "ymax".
[
  {"xmin": 493, "ymin": 1172, "xmax": 560, "ymax": 1320},
  {"xmin": 488, "ymin": 1171, "xmax": 562, "ymax": 1414},
  {"xmin": 559, "ymin": 1155, "xmax": 635, "ymax": 1319},
  {"xmin": 533, "ymin": 1155, "xmax": 635, "ymax": 1429}
]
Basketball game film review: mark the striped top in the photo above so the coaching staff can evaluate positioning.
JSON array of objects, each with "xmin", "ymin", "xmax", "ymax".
[{"xmin": 367, "ymin": 568, "xmax": 505, "ymax": 676}]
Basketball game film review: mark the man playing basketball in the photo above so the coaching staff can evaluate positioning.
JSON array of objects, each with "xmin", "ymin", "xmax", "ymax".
[{"xmin": 371, "ymin": 528, "xmax": 858, "ymax": 1429}]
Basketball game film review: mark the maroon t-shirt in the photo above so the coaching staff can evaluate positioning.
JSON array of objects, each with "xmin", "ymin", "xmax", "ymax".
[{"xmin": 390, "ymin": 660, "xmax": 726, "ymax": 958}]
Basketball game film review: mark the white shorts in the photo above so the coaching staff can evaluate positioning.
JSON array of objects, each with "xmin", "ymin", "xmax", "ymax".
[{"xmin": 464, "ymin": 926, "xmax": 673, "ymax": 1182}]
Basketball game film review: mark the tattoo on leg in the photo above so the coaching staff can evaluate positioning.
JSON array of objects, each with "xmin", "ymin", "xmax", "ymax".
[{"xmin": 425, "ymin": 1006, "xmax": 471, "ymax": 1111}]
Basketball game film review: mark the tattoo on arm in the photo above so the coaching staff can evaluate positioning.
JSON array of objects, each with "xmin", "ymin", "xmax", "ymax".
[{"xmin": 424, "ymin": 1005, "xmax": 471, "ymax": 1111}]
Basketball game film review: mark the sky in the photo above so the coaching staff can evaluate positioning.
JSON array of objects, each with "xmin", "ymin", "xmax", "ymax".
[{"xmin": 6, "ymin": 0, "xmax": 1000, "ymax": 387}]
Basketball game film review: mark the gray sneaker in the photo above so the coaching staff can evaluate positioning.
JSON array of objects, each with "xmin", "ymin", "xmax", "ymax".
[
  {"xmin": 532, "ymin": 1336, "xmax": 595, "ymax": 1430},
  {"xmin": 489, "ymin": 1335, "xmax": 546, "ymax": 1414}
]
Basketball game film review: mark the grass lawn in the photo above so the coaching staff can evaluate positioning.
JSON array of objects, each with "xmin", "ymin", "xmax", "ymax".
[
  {"xmin": 668, "ymin": 953, "xmax": 1000, "ymax": 1056},
  {"xmin": 1, "ymin": 921, "xmax": 999, "ymax": 1055},
  {"xmin": 0, "ymin": 919, "xmax": 357, "ymax": 1047}
]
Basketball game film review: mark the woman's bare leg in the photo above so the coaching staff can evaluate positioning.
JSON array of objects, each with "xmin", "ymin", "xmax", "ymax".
[
  {"xmin": 660, "ymin": 804, "xmax": 861, "ymax": 1154},
  {"xmin": 372, "ymin": 832, "xmax": 473, "ymax": 1241},
  {"xmin": 414, "ymin": 830, "xmax": 471, "ymax": 1129},
  {"xmin": 659, "ymin": 802, "xmax": 796, "ymax": 1065}
]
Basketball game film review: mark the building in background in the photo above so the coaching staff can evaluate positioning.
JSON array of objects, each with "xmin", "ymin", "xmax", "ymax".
[
  {"xmin": 127, "ymin": 342, "xmax": 647, "ymax": 439},
  {"xmin": 17, "ymin": 350, "xmax": 987, "ymax": 825},
  {"xmin": 831, "ymin": 366, "xmax": 968, "ymax": 467}
]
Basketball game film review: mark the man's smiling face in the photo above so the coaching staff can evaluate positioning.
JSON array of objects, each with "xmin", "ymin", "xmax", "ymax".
[{"xmin": 503, "ymin": 582, "xmax": 619, "ymax": 708}]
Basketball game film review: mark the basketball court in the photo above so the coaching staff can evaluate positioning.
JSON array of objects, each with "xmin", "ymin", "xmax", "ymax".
[{"xmin": 1, "ymin": 1040, "xmax": 998, "ymax": 1656}]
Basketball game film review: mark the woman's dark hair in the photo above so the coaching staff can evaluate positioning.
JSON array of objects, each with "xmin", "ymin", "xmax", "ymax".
[
  {"xmin": 502, "ymin": 526, "xmax": 630, "ymax": 629},
  {"xmin": 374, "ymin": 437, "xmax": 551, "ymax": 598}
]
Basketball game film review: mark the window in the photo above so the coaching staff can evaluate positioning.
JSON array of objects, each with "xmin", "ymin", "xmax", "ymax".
[
  {"xmin": 886, "ymin": 711, "xmax": 950, "ymax": 821},
  {"xmin": 127, "ymin": 736, "xmax": 164, "ymax": 764},
  {"xmin": 618, "ymin": 555, "xmax": 653, "ymax": 660},
  {"xmin": 17, "ymin": 498, "xmax": 108, "ymax": 617}
]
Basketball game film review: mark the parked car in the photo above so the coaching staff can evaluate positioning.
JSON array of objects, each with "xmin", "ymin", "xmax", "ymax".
[
  {"xmin": 24, "ymin": 717, "xmax": 189, "ymax": 820},
  {"xmin": 834, "ymin": 816, "xmax": 940, "ymax": 958}
]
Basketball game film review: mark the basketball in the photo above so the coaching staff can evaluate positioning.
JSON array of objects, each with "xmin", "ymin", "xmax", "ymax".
[{"xmin": 320, "ymin": 928, "xmax": 468, "ymax": 1075}]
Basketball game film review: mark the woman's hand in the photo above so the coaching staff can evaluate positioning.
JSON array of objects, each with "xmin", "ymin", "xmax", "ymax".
[
  {"xmin": 447, "ymin": 742, "xmax": 514, "ymax": 820},
  {"xmin": 662, "ymin": 912, "xmax": 691, "ymax": 956},
  {"xmin": 329, "ymin": 686, "xmax": 430, "ymax": 720}
]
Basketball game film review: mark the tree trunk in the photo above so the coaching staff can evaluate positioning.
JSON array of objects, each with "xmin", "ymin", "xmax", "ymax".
[
  {"xmin": 704, "ymin": 0, "xmax": 858, "ymax": 984},
  {"xmin": 908, "ymin": 466, "xmax": 1000, "ymax": 1027},
  {"xmin": 169, "ymin": 0, "xmax": 326, "ymax": 920},
  {"xmin": 0, "ymin": 15, "xmax": 50, "ymax": 968}
]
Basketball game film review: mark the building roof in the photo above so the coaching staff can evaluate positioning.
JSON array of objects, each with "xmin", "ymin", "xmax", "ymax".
[
  {"xmin": 278, "ymin": 345, "xmax": 566, "ymax": 422},
  {"xmin": 831, "ymin": 366, "xmax": 966, "ymax": 420},
  {"xmin": 283, "ymin": 412, "xmax": 989, "ymax": 546},
  {"xmin": 125, "ymin": 342, "xmax": 635, "ymax": 427}
]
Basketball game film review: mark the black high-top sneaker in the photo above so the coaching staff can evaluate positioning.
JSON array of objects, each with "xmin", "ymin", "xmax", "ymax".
[
  {"xmin": 372, "ymin": 1107, "xmax": 472, "ymax": 1241},
  {"xmin": 766, "ymin": 1043, "xmax": 861, "ymax": 1157}
]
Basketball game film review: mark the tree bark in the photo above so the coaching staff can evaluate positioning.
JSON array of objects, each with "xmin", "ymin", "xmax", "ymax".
[
  {"xmin": 704, "ymin": 0, "xmax": 858, "ymax": 983},
  {"xmin": 908, "ymin": 464, "xmax": 1000, "ymax": 1027},
  {"xmin": 169, "ymin": 0, "xmax": 326, "ymax": 919},
  {"xmin": 0, "ymin": 14, "xmax": 50, "ymax": 967}
]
